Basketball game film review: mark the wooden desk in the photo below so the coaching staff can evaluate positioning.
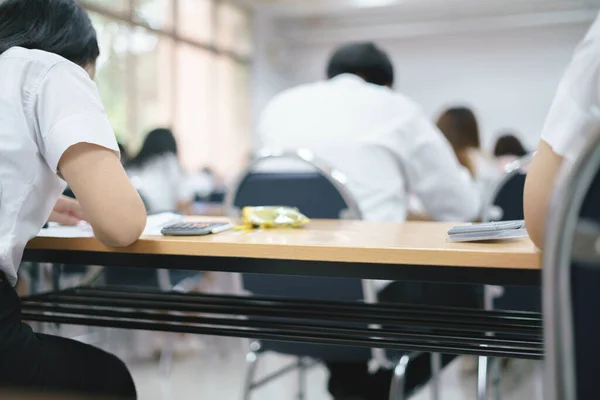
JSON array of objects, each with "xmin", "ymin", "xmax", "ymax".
[
  {"xmin": 26, "ymin": 220, "xmax": 540, "ymax": 285},
  {"xmin": 22, "ymin": 219, "xmax": 543, "ymax": 359}
]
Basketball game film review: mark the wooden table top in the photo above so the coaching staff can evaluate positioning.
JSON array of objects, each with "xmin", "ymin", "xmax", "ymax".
[{"xmin": 27, "ymin": 218, "xmax": 541, "ymax": 270}]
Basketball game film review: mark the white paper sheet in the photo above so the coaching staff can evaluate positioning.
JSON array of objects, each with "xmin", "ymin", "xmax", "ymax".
[{"xmin": 37, "ymin": 212, "xmax": 184, "ymax": 239}]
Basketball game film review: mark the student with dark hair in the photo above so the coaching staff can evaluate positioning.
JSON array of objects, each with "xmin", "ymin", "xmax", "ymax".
[
  {"xmin": 0, "ymin": 0, "xmax": 146, "ymax": 397},
  {"xmin": 493, "ymin": 134, "xmax": 528, "ymax": 158},
  {"xmin": 326, "ymin": 42, "xmax": 394, "ymax": 87},
  {"xmin": 127, "ymin": 128, "xmax": 196, "ymax": 213},
  {"xmin": 259, "ymin": 42, "xmax": 480, "ymax": 400}
]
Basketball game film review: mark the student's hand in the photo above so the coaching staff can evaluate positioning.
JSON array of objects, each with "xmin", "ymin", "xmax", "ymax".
[{"xmin": 48, "ymin": 195, "xmax": 85, "ymax": 226}]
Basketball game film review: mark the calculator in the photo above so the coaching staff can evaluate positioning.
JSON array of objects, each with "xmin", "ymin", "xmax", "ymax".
[{"xmin": 161, "ymin": 222, "xmax": 234, "ymax": 236}]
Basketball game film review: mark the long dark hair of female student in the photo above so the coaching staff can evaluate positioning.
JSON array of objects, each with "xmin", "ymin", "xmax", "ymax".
[
  {"xmin": 0, "ymin": 0, "xmax": 145, "ymax": 397},
  {"xmin": 127, "ymin": 128, "xmax": 178, "ymax": 168},
  {"xmin": 436, "ymin": 106, "xmax": 481, "ymax": 176}
]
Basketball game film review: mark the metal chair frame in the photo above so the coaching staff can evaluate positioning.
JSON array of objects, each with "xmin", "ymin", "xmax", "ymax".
[{"xmin": 544, "ymin": 131, "xmax": 600, "ymax": 400}]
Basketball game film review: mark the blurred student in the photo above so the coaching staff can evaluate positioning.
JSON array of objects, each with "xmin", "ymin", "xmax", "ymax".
[
  {"xmin": 258, "ymin": 42, "xmax": 480, "ymax": 400},
  {"xmin": 127, "ymin": 128, "xmax": 195, "ymax": 214},
  {"xmin": 259, "ymin": 42, "xmax": 480, "ymax": 223},
  {"xmin": 493, "ymin": 133, "xmax": 529, "ymax": 170},
  {"xmin": 0, "ymin": 0, "xmax": 146, "ymax": 397},
  {"xmin": 525, "ymin": 12, "xmax": 600, "ymax": 249},
  {"xmin": 436, "ymin": 107, "xmax": 499, "ymax": 206},
  {"xmin": 494, "ymin": 134, "xmax": 528, "ymax": 158}
]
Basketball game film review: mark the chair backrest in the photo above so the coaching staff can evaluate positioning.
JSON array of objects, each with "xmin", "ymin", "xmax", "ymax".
[
  {"xmin": 482, "ymin": 155, "xmax": 532, "ymax": 222},
  {"xmin": 225, "ymin": 149, "xmax": 370, "ymax": 361},
  {"xmin": 544, "ymin": 131, "xmax": 600, "ymax": 400},
  {"xmin": 224, "ymin": 149, "xmax": 362, "ymax": 220}
]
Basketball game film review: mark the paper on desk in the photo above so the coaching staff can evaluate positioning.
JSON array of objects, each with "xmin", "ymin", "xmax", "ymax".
[{"xmin": 37, "ymin": 212, "xmax": 184, "ymax": 238}]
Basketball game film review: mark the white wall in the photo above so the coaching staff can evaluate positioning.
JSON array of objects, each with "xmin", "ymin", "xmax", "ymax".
[{"xmin": 253, "ymin": 22, "xmax": 593, "ymax": 150}]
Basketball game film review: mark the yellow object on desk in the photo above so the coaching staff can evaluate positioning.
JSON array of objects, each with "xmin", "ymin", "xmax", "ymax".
[{"xmin": 239, "ymin": 206, "xmax": 310, "ymax": 229}]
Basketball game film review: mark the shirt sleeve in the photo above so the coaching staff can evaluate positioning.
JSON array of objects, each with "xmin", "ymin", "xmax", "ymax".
[
  {"xmin": 541, "ymin": 20, "xmax": 600, "ymax": 161},
  {"xmin": 32, "ymin": 61, "xmax": 119, "ymax": 173},
  {"xmin": 383, "ymin": 107, "xmax": 481, "ymax": 222}
]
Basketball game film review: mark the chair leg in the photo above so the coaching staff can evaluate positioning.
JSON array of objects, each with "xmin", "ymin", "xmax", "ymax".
[
  {"xmin": 297, "ymin": 357, "xmax": 307, "ymax": 400},
  {"xmin": 477, "ymin": 356, "xmax": 489, "ymax": 400},
  {"xmin": 242, "ymin": 351, "xmax": 259, "ymax": 400},
  {"xmin": 431, "ymin": 353, "xmax": 441, "ymax": 400},
  {"xmin": 388, "ymin": 353, "xmax": 415, "ymax": 400}
]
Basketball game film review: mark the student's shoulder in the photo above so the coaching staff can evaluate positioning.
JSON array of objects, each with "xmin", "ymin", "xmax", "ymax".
[
  {"xmin": 267, "ymin": 82, "xmax": 326, "ymax": 107},
  {"xmin": 2, "ymin": 47, "xmax": 84, "ymax": 79}
]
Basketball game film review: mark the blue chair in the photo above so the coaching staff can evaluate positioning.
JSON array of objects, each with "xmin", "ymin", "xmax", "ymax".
[
  {"xmin": 224, "ymin": 149, "xmax": 423, "ymax": 400},
  {"xmin": 544, "ymin": 131, "xmax": 600, "ymax": 400}
]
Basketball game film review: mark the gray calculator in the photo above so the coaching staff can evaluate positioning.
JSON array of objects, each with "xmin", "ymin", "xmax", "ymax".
[{"xmin": 161, "ymin": 222, "xmax": 234, "ymax": 236}]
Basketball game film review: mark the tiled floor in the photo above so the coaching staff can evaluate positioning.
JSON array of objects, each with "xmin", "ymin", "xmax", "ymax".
[{"xmin": 102, "ymin": 331, "xmax": 544, "ymax": 400}]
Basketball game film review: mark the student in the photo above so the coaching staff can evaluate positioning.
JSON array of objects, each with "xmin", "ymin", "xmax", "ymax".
[
  {"xmin": 0, "ymin": 0, "xmax": 146, "ymax": 397},
  {"xmin": 493, "ymin": 133, "xmax": 529, "ymax": 171},
  {"xmin": 259, "ymin": 42, "xmax": 480, "ymax": 223},
  {"xmin": 126, "ymin": 128, "xmax": 195, "ymax": 214},
  {"xmin": 258, "ymin": 42, "xmax": 481, "ymax": 400},
  {"xmin": 524, "ymin": 12, "xmax": 600, "ymax": 249},
  {"xmin": 493, "ymin": 134, "xmax": 528, "ymax": 159}
]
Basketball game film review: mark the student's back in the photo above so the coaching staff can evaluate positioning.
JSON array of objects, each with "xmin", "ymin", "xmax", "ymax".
[
  {"xmin": 260, "ymin": 75, "xmax": 425, "ymax": 221},
  {"xmin": 259, "ymin": 43, "xmax": 480, "ymax": 223}
]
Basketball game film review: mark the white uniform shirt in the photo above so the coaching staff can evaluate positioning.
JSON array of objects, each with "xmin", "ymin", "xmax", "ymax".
[
  {"xmin": 127, "ymin": 154, "xmax": 195, "ymax": 213},
  {"xmin": 258, "ymin": 74, "xmax": 480, "ymax": 222},
  {"xmin": 541, "ymin": 13, "xmax": 600, "ymax": 161},
  {"xmin": 0, "ymin": 47, "xmax": 119, "ymax": 285}
]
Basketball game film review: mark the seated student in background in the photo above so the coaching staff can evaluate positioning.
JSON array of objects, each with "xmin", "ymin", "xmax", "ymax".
[
  {"xmin": 0, "ymin": 0, "xmax": 146, "ymax": 397},
  {"xmin": 525, "ymin": 11, "xmax": 600, "ymax": 249},
  {"xmin": 259, "ymin": 42, "xmax": 480, "ymax": 223},
  {"xmin": 258, "ymin": 42, "xmax": 481, "ymax": 400},
  {"xmin": 493, "ymin": 133, "xmax": 529, "ymax": 170},
  {"xmin": 126, "ymin": 128, "xmax": 196, "ymax": 214},
  {"xmin": 436, "ymin": 107, "xmax": 500, "ymax": 205}
]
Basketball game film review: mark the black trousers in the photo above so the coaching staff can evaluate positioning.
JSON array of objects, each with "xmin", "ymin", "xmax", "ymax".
[
  {"xmin": 0, "ymin": 277, "xmax": 137, "ymax": 398},
  {"xmin": 325, "ymin": 281, "xmax": 482, "ymax": 400}
]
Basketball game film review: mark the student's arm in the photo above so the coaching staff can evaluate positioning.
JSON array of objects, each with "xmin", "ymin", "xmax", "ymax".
[
  {"xmin": 34, "ymin": 61, "xmax": 146, "ymax": 247},
  {"xmin": 524, "ymin": 19, "xmax": 600, "ymax": 249},
  {"xmin": 59, "ymin": 143, "xmax": 146, "ymax": 247},
  {"xmin": 394, "ymin": 113, "xmax": 481, "ymax": 222},
  {"xmin": 523, "ymin": 141, "xmax": 563, "ymax": 249}
]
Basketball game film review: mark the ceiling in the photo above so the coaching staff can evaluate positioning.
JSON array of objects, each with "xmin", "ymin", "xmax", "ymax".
[{"xmin": 240, "ymin": 0, "xmax": 599, "ymax": 43}]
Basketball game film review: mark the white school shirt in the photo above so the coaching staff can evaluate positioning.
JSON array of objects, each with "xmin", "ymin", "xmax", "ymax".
[
  {"xmin": 127, "ymin": 154, "xmax": 195, "ymax": 213},
  {"xmin": 541, "ymin": 12, "xmax": 600, "ymax": 161},
  {"xmin": 0, "ymin": 47, "xmax": 119, "ymax": 285},
  {"xmin": 258, "ymin": 74, "xmax": 480, "ymax": 222}
]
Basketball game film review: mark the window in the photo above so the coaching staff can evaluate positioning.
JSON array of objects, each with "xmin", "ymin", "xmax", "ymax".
[{"xmin": 81, "ymin": 0, "xmax": 251, "ymax": 179}]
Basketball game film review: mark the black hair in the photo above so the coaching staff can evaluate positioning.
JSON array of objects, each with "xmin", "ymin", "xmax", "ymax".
[
  {"xmin": 326, "ymin": 42, "xmax": 394, "ymax": 87},
  {"xmin": 494, "ymin": 134, "xmax": 528, "ymax": 158},
  {"xmin": 0, "ymin": 0, "xmax": 99, "ymax": 67},
  {"xmin": 128, "ymin": 128, "xmax": 178, "ymax": 168}
]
